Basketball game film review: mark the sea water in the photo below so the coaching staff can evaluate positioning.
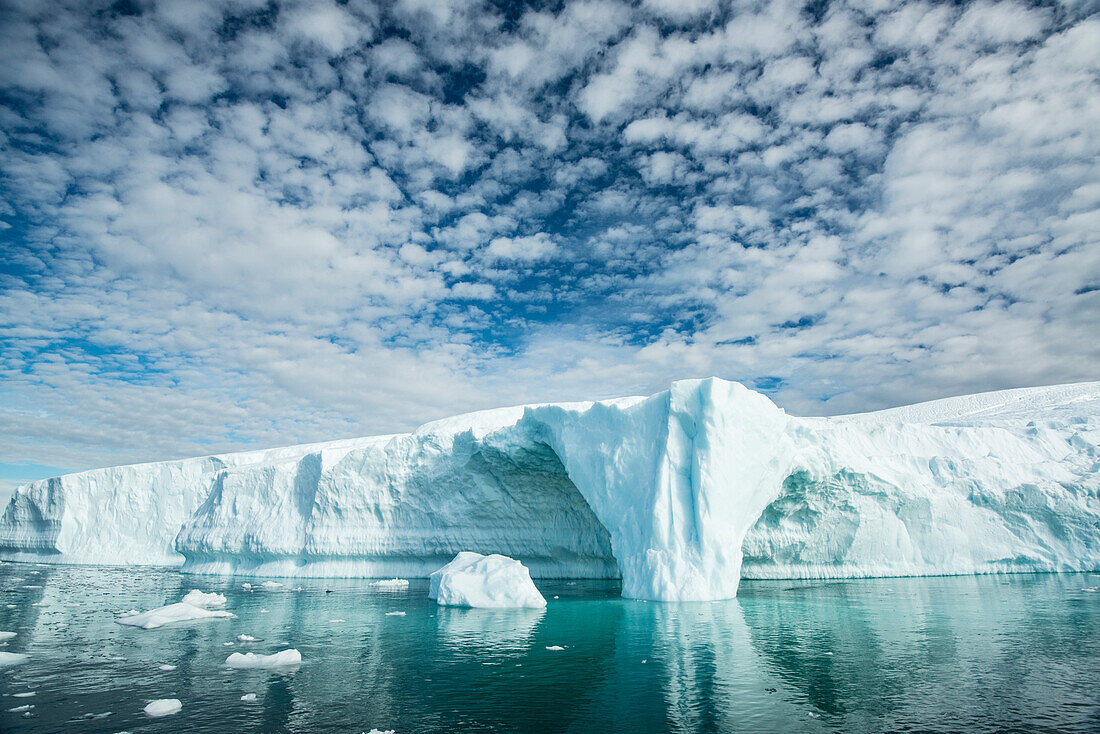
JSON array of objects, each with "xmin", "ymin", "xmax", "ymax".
[{"xmin": 0, "ymin": 563, "xmax": 1097, "ymax": 733}]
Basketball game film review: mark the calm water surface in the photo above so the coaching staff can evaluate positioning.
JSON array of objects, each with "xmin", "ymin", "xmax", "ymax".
[{"xmin": 0, "ymin": 563, "xmax": 1097, "ymax": 733}]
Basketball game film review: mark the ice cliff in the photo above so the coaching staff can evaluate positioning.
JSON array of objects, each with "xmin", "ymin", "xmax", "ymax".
[{"xmin": 1, "ymin": 378, "xmax": 1097, "ymax": 601}]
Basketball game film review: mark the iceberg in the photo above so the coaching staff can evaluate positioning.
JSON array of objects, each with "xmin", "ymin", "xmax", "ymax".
[
  {"xmin": 225, "ymin": 649, "xmax": 302, "ymax": 670},
  {"xmin": 116, "ymin": 602, "xmax": 235, "ymax": 630},
  {"xmin": 181, "ymin": 590, "xmax": 226, "ymax": 608},
  {"xmin": 429, "ymin": 552, "xmax": 546, "ymax": 608},
  {"xmin": 0, "ymin": 378, "xmax": 1096, "ymax": 601}
]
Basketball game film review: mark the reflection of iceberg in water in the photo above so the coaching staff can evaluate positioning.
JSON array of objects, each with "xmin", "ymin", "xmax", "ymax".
[
  {"xmin": 646, "ymin": 600, "xmax": 816, "ymax": 732},
  {"xmin": 434, "ymin": 606, "xmax": 545, "ymax": 653}
]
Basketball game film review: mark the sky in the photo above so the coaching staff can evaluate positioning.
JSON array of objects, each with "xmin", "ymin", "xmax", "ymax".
[{"xmin": 0, "ymin": 0, "xmax": 1097, "ymax": 500}]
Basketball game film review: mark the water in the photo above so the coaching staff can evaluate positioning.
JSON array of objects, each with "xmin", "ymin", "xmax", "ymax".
[{"xmin": 1, "ymin": 564, "xmax": 1098, "ymax": 733}]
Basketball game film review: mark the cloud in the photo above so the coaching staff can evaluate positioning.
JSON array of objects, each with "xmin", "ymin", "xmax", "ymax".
[{"xmin": 0, "ymin": 0, "xmax": 1096, "ymax": 485}]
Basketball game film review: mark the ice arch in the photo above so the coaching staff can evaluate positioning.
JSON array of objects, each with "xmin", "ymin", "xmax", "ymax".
[{"xmin": 522, "ymin": 378, "xmax": 795, "ymax": 601}]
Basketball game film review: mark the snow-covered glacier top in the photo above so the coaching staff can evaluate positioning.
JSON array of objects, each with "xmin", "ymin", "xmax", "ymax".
[{"xmin": 1, "ymin": 378, "xmax": 1097, "ymax": 601}]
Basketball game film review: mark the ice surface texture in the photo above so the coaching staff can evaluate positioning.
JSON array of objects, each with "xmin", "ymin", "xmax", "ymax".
[
  {"xmin": 429, "ymin": 552, "xmax": 546, "ymax": 608},
  {"xmin": 1, "ymin": 378, "xmax": 1097, "ymax": 601}
]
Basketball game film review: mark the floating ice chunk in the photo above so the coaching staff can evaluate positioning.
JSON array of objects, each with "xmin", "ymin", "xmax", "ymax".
[
  {"xmin": 329, "ymin": 619, "xmax": 346, "ymax": 623},
  {"xmin": 223, "ymin": 642, "xmax": 234, "ymax": 646},
  {"xmin": 0, "ymin": 632, "xmax": 15, "ymax": 642},
  {"xmin": 181, "ymin": 590, "xmax": 226, "ymax": 608},
  {"xmin": 12, "ymin": 692, "xmax": 35, "ymax": 698},
  {"xmin": 545, "ymin": 645, "xmax": 565, "ymax": 651},
  {"xmin": 366, "ymin": 730, "xmax": 396, "ymax": 734},
  {"xmin": 116, "ymin": 603, "xmax": 235, "ymax": 630},
  {"xmin": 242, "ymin": 583, "xmax": 252, "ymax": 590},
  {"xmin": 143, "ymin": 699, "xmax": 182, "ymax": 717},
  {"xmin": 370, "ymin": 578, "xmax": 410, "ymax": 589},
  {"xmin": 0, "ymin": 652, "xmax": 28, "ymax": 667},
  {"xmin": 225, "ymin": 649, "xmax": 302, "ymax": 670},
  {"xmin": 241, "ymin": 693, "xmax": 257, "ymax": 702},
  {"xmin": 8, "ymin": 704, "xmax": 33, "ymax": 712},
  {"xmin": 261, "ymin": 581, "xmax": 283, "ymax": 590},
  {"xmin": 237, "ymin": 634, "xmax": 258, "ymax": 642},
  {"xmin": 158, "ymin": 664, "xmax": 177, "ymax": 671},
  {"xmin": 429, "ymin": 552, "xmax": 546, "ymax": 609},
  {"xmin": 385, "ymin": 611, "xmax": 406, "ymax": 616}
]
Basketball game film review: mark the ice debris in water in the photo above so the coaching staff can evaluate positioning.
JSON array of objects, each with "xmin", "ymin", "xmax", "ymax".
[
  {"xmin": 8, "ymin": 704, "xmax": 33, "ymax": 712},
  {"xmin": 261, "ymin": 581, "xmax": 283, "ymax": 590},
  {"xmin": 429, "ymin": 552, "xmax": 546, "ymax": 609},
  {"xmin": 0, "ymin": 652, "xmax": 28, "ymax": 667},
  {"xmin": 370, "ymin": 578, "xmax": 410, "ymax": 589},
  {"xmin": 225, "ymin": 649, "xmax": 302, "ymax": 670},
  {"xmin": 545, "ymin": 646, "xmax": 565, "ymax": 651},
  {"xmin": 12, "ymin": 692, "xmax": 35, "ymax": 698},
  {"xmin": 241, "ymin": 693, "xmax": 257, "ymax": 702},
  {"xmin": 116, "ymin": 603, "xmax": 235, "ymax": 630},
  {"xmin": 0, "ymin": 632, "xmax": 15, "ymax": 642},
  {"xmin": 365, "ymin": 730, "xmax": 395, "ymax": 734},
  {"xmin": 181, "ymin": 590, "xmax": 226, "ymax": 608},
  {"xmin": 144, "ymin": 699, "xmax": 182, "ymax": 717},
  {"xmin": 237, "ymin": 634, "xmax": 258, "ymax": 642},
  {"xmin": 158, "ymin": 664, "xmax": 177, "ymax": 671},
  {"xmin": 385, "ymin": 611, "xmax": 406, "ymax": 616}
]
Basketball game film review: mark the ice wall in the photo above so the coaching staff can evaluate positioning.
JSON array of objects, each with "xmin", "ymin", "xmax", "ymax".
[{"xmin": 1, "ymin": 378, "xmax": 1097, "ymax": 601}]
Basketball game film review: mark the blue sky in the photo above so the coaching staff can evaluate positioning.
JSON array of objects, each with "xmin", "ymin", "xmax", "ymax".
[{"xmin": 1, "ymin": 0, "xmax": 1097, "ymax": 499}]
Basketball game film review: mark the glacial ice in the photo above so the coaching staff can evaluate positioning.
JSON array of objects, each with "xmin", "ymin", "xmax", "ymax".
[
  {"xmin": 0, "ymin": 378, "xmax": 1097, "ymax": 601},
  {"xmin": 225, "ymin": 649, "xmax": 302, "ymax": 670},
  {"xmin": 116, "ymin": 602, "xmax": 235, "ymax": 630},
  {"xmin": 143, "ymin": 699, "xmax": 181, "ymax": 717},
  {"xmin": 428, "ymin": 552, "xmax": 546, "ymax": 608},
  {"xmin": 181, "ymin": 590, "xmax": 226, "ymax": 608},
  {"xmin": 0, "ymin": 652, "xmax": 28, "ymax": 667}
]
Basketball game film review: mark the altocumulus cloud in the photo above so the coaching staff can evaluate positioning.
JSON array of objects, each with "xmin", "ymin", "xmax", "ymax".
[{"xmin": 0, "ymin": 0, "xmax": 1097, "ymax": 493}]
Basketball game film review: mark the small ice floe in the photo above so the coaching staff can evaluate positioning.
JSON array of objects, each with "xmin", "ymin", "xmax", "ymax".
[
  {"xmin": 369, "ymin": 578, "xmax": 410, "ymax": 589},
  {"xmin": 116, "ymin": 603, "xmax": 235, "ymax": 630},
  {"xmin": 545, "ymin": 646, "xmax": 565, "ymax": 651},
  {"xmin": 1083, "ymin": 587, "xmax": 1098, "ymax": 592},
  {"xmin": 11, "ymin": 692, "xmax": 35, "ymax": 698},
  {"xmin": 241, "ymin": 694, "xmax": 257, "ymax": 702},
  {"xmin": 21, "ymin": 585, "xmax": 42, "ymax": 589},
  {"xmin": 428, "ymin": 552, "xmax": 545, "ymax": 608},
  {"xmin": 329, "ymin": 619, "xmax": 346, "ymax": 623},
  {"xmin": 237, "ymin": 634, "xmax": 258, "ymax": 642},
  {"xmin": 553, "ymin": 596, "xmax": 559, "ymax": 599},
  {"xmin": 107, "ymin": 655, "xmax": 126, "ymax": 661},
  {"xmin": 366, "ymin": 729, "xmax": 396, "ymax": 734},
  {"xmin": 7, "ymin": 704, "xmax": 33, "ymax": 712},
  {"xmin": 808, "ymin": 712, "xmax": 821, "ymax": 718},
  {"xmin": 261, "ymin": 581, "xmax": 283, "ymax": 590},
  {"xmin": 158, "ymin": 664, "xmax": 177, "ymax": 671},
  {"xmin": 641, "ymin": 659, "xmax": 647, "ymax": 664},
  {"xmin": 223, "ymin": 642, "xmax": 235, "ymax": 647},
  {"xmin": 0, "ymin": 632, "xmax": 16, "ymax": 642},
  {"xmin": 181, "ymin": 590, "xmax": 227, "ymax": 608},
  {"xmin": 31, "ymin": 602, "xmax": 47, "ymax": 607},
  {"xmin": 824, "ymin": 652, "xmax": 833, "ymax": 656},
  {"xmin": 80, "ymin": 711, "xmax": 113, "ymax": 720},
  {"xmin": 292, "ymin": 586, "xmax": 303, "ymax": 592},
  {"xmin": 4, "ymin": 605, "xmax": 15, "ymax": 610},
  {"xmin": 385, "ymin": 611, "xmax": 406, "ymax": 617},
  {"xmin": 259, "ymin": 609, "xmax": 269, "ymax": 614},
  {"xmin": 143, "ymin": 699, "xmax": 182, "ymax": 717},
  {"xmin": 242, "ymin": 583, "xmax": 253, "ymax": 590},
  {"xmin": 225, "ymin": 649, "xmax": 302, "ymax": 671},
  {"xmin": 0, "ymin": 652, "xmax": 28, "ymax": 667}
]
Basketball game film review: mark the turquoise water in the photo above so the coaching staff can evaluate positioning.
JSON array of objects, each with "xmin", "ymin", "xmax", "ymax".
[{"xmin": 1, "ymin": 564, "xmax": 1098, "ymax": 733}]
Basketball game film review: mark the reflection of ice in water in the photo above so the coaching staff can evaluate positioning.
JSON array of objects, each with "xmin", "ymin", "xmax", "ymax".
[{"xmin": 435, "ymin": 606, "xmax": 545, "ymax": 652}]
